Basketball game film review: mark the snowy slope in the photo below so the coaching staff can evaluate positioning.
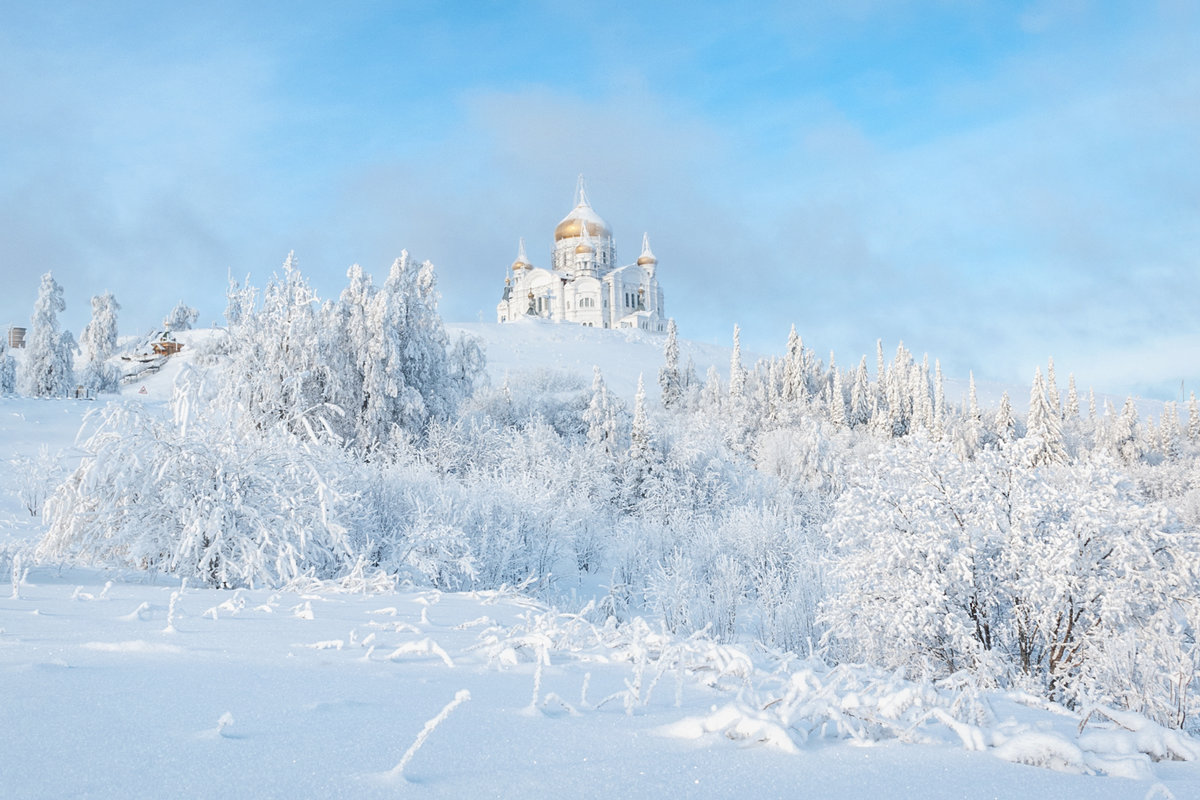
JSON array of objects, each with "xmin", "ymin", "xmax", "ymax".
[
  {"xmin": 1, "ymin": 323, "xmax": 1192, "ymax": 799},
  {"xmin": 449, "ymin": 318, "xmax": 732, "ymax": 405}
]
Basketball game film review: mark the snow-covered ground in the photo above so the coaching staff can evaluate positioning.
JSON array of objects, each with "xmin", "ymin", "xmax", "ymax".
[
  {"xmin": 5, "ymin": 566, "xmax": 1198, "ymax": 799},
  {"xmin": 1, "ymin": 322, "xmax": 1193, "ymax": 798}
]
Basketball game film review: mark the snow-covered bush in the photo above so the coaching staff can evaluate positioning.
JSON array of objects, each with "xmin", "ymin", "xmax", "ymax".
[
  {"xmin": 12, "ymin": 446, "xmax": 65, "ymax": 517},
  {"xmin": 822, "ymin": 437, "xmax": 1200, "ymax": 727},
  {"xmin": 39, "ymin": 372, "xmax": 363, "ymax": 588}
]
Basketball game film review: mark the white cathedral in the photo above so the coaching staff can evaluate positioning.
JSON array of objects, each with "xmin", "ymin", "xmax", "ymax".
[{"xmin": 497, "ymin": 180, "xmax": 667, "ymax": 333}]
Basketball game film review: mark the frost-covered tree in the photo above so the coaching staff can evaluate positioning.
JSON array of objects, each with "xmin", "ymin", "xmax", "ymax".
[
  {"xmin": 884, "ymin": 342, "xmax": 914, "ymax": 437},
  {"xmin": 701, "ymin": 365, "xmax": 722, "ymax": 412},
  {"xmin": 584, "ymin": 366, "xmax": 619, "ymax": 456},
  {"xmin": 79, "ymin": 292, "xmax": 121, "ymax": 395},
  {"xmin": 728, "ymin": 324, "xmax": 746, "ymax": 403},
  {"xmin": 933, "ymin": 359, "xmax": 946, "ymax": 440},
  {"xmin": 224, "ymin": 275, "xmax": 254, "ymax": 328},
  {"xmin": 1065, "ymin": 374, "xmax": 1080, "ymax": 420},
  {"xmin": 630, "ymin": 373, "xmax": 652, "ymax": 466},
  {"xmin": 163, "ymin": 301, "xmax": 199, "ymax": 331},
  {"xmin": 0, "ymin": 334, "xmax": 15, "ymax": 394},
  {"xmin": 1189, "ymin": 392, "xmax": 1199, "ymax": 442},
  {"xmin": 826, "ymin": 358, "xmax": 847, "ymax": 427},
  {"xmin": 19, "ymin": 272, "xmax": 75, "ymax": 398},
  {"xmin": 1108, "ymin": 397, "xmax": 1141, "ymax": 464},
  {"xmin": 659, "ymin": 318, "xmax": 683, "ymax": 410},
  {"xmin": 782, "ymin": 326, "xmax": 805, "ymax": 404},
  {"xmin": 994, "ymin": 392, "xmax": 1015, "ymax": 443},
  {"xmin": 849, "ymin": 356, "xmax": 871, "ymax": 428},
  {"xmin": 1025, "ymin": 367, "xmax": 1066, "ymax": 466},
  {"xmin": 1046, "ymin": 357, "xmax": 1061, "ymax": 418}
]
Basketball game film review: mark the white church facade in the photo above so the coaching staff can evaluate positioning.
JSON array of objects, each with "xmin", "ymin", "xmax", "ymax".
[{"xmin": 497, "ymin": 181, "xmax": 666, "ymax": 333}]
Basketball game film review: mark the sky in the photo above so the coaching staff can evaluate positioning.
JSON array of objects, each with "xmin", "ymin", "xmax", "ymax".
[{"xmin": 0, "ymin": 0, "xmax": 1197, "ymax": 401}]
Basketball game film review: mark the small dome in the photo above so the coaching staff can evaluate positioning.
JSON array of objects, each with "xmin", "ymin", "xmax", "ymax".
[
  {"xmin": 511, "ymin": 237, "xmax": 531, "ymax": 270},
  {"xmin": 575, "ymin": 242, "xmax": 595, "ymax": 255},
  {"xmin": 636, "ymin": 232, "xmax": 657, "ymax": 266}
]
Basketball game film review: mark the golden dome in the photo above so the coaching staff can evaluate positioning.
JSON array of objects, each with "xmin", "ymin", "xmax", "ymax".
[
  {"xmin": 512, "ymin": 258, "xmax": 530, "ymax": 271},
  {"xmin": 575, "ymin": 242, "xmax": 595, "ymax": 254},
  {"xmin": 554, "ymin": 203, "xmax": 611, "ymax": 242},
  {"xmin": 637, "ymin": 253, "xmax": 657, "ymax": 265}
]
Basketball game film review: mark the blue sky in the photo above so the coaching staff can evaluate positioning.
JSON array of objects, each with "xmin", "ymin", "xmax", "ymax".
[{"xmin": 1, "ymin": 0, "xmax": 1197, "ymax": 400}]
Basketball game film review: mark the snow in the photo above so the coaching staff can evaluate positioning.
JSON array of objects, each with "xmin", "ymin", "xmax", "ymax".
[
  {"xmin": 5, "ymin": 567, "xmax": 1198, "ymax": 798},
  {"xmin": 1, "ymin": 321, "xmax": 1197, "ymax": 798}
]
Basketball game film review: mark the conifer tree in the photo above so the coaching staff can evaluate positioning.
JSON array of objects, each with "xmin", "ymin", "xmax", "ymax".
[
  {"xmin": 886, "ymin": 342, "xmax": 913, "ymax": 437},
  {"xmin": 1065, "ymin": 374, "xmax": 1079, "ymax": 420},
  {"xmin": 631, "ymin": 373, "xmax": 650, "ymax": 459},
  {"xmin": 658, "ymin": 318, "xmax": 682, "ymax": 410},
  {"xmin": 955, "ymin": 371, "xmax": 982, "ymax": 458},
  {"xmin": 728, "ymin": 324, "xmax": 746, "ymax": 403},
  {"xmin": 968, "ymin": 372, "xmax": 981, "ymax": 423},
  {"xmin": 781, "ymin": 325, "xmax": 811, "ymax": 406},
  {"xmin": 1025, "ymin": 367, "xmax": 1066, "ymax": 465},
  {"xmin": 913, "ymin": 354, "xmax": 933, "ymax": 433},
  {"xmin": 701, "ymin": 365, "xmax": 722, "ymax": 411},
  {"xmin": 995, "ymin": 391, "xmax": 1016, "ymax": 442},
  {"xmin": 933, "ymin": 359, "xmax": 946, "ymax": 441},
  {"xmin": 875, "ymin": 338, "xmax": 886, "ymax": 404},
  {"xmin": 849, "ymin": 355, "xmax": 871, "ymax": 428},
  {"xmin": 79, "ymin": 292, "xmax": 121, "ymax": 394},
  {"xmin": 1160, "ymin": 403, "xmax": 1181, "ymax": 461},
  {"xmin": 1111, "ymin": 397, "xmax": 1141, "ymax": 463},
  {"xmin": 584, "ymin": 366, "xmax": 618, "ymax": 456},
  {"xmin": 826, "ymin": 358, "xmax": 847, "ymax": 427},
  {"xmin": 1189, "ymin": 392, "xmax": 1199, "ymax": 441},
  {"xmin": 1046, "ymin": 357, "xmax": 1061, "ymax": 418},
  {"xmin": 19, "ymin": 272, "xmax": 75, "ymax": 398},
  {"xmin": 626, "ymin": 373, "xmax": 655, "ymax": 503}
]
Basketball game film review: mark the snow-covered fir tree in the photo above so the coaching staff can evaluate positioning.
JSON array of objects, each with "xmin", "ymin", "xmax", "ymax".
[
  {"xmin": 1189, "ymin": 392, "xmax": 1199, "ymax": 442},
  {"xmin": 19, "ymin": 272, "xmax": 75, "ymax": 398},
  {"xmin": 658, "ymin": 318, "xmax": 683, "ymax": 410},
  {"xmin": 994, "ymin": 391, "xmax": 1016, "ymax": 442},
  {"xmin": 849, "ymin": 355, "xmax": 871, "ymax": 428},
  {"xmin": 79, "ymin": 291, "xmax": 121, "ymax": 395},
  {"xmin": 1025, "ymin": 366, "xmax": 1067, "ymax": 466},
  {"xmin": 728, "ymin": 324, "xmax": 746, "ymax": 403}
]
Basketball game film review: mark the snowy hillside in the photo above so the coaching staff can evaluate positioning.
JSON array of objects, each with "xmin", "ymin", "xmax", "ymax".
[{"xmin": 3, "ymin": 301, "xmax": 1200, "ymax": 798}]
